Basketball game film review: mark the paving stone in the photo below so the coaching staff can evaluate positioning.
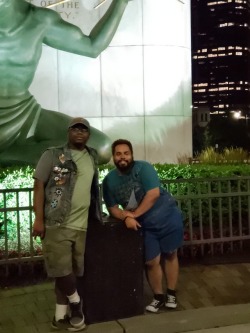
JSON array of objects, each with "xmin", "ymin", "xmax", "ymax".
[{"xmin": 1, "ymin": 263, "xmax": 250, "ymax": 332}]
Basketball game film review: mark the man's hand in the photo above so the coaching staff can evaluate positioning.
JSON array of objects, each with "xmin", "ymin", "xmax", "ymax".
[
  {"xmin": 32, "ymin": 220, "xmax": 45, "ymax": 240},
  {"xmin": 123, "ymin": 210, "xmax": 135, "ymax": 219},
  {"xmin": 124, "ymin": 217, "xmax": 141, "ymax": 231}
]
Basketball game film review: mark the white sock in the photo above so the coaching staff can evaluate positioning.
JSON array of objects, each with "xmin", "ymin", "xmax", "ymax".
[
  {"xmin": 55, "ymin": 304, "xmax": 68, "ymax": 321},
  {"xmin": 67, "ymin": 290, "xmax": 80, "ymax": 304}
]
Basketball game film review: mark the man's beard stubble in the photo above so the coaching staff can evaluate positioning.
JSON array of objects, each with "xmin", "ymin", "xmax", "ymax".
[{"xmin": 114, "ymin": 159, "xmax": 134, "ymax": 173}]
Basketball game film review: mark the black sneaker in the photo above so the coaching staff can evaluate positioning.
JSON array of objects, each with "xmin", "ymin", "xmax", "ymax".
[
  {"xmin": 69, "ymin": 300, "xmax": 86, "ymax": 329},
  {"xmin": 145, "ymin": 298, "xmax": 165, "ymax": 313},
  {"xmin": 165, "ymin": 294, "xmax": 177, "ymax": 309},
  {"xmin": 51, "ymin": 315, "xmax": 85, "ymax": 331}
]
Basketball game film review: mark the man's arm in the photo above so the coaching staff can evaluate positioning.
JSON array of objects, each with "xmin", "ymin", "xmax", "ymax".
[
  {"xmin": 108, "ymin": 205, "xmax": 141, "ymax": 231},
  {"xmin": 40, "ymin": 0, "xmax": 130, "ymax": 58},
  {"xmin": 32, "ymin": 179, "xmax": 46, "ymax": 239},
  {"xmin": 108, "ymin": 204, "xmax": 134, "ymax": 221},
  {"xmin": 109, "ymin": 188, "xmax": 160, "ymax": 221},
  {"xmin": 120, "ymin": 187, "xmax": 159, "ymax": 231},
  {"xmin": 132, "ymin": 188, "xmax": 160, "ymax": 218},
  {"xmin": 102, "ymin": 172, "xmax": 141, "ymax": 231}
]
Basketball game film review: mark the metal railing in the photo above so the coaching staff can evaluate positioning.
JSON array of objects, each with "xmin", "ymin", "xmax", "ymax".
[
  {"xmin": 162, "ymin": 176, "xmax": 250, "ymax": 257},
  {"xmin": 1, "ymin": 176, "xmax": 250, "ymax": 275},
  {"xmin": 0, "ymin": 188, "xmax": 42, "ymax": 276}
]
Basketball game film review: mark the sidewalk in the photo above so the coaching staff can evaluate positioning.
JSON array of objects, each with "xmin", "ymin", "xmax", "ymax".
[{"xmin": 1, "ymin": 262, "xmax": 250, "ymax": 333}]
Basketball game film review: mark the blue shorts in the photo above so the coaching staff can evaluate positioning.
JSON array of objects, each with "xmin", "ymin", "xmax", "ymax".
[{"xmin": 142, "ymin": 207, "xmax": 184, "ymax": 262}]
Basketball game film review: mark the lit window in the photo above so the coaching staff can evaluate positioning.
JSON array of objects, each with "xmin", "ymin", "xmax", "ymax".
[{"xmin": 198, "ymin": 83, "xmax": 208, "ymax": 87}]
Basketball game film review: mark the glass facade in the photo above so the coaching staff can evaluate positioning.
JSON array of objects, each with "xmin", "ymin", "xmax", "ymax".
[{"xmin": 192, "ymin": 0, "xmax": 250, "ymax": 118}]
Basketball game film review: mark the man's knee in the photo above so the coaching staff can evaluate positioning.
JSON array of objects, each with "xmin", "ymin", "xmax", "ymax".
[
  {"xmin": 163, "ymin": 250, "xmax": 178, "ymax": 261},
  {"xmin": 145, "ymin": 254, "xmax": 161, "ymax": 268}
]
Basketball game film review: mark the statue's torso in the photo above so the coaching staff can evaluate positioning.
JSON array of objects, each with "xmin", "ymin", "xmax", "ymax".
[{"xmin": 0, "ymin": 6, "xmax": 48, "ymax": 100}]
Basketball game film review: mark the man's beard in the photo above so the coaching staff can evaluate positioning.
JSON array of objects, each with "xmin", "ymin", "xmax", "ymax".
[{"xmin": 114, "ymin": 159, "xmax": 134, "ymax": 173}]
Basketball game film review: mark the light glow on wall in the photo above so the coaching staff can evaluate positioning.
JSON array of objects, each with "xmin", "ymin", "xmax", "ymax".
[
  {"xmin": 29, "ymin": 0, "xmax": 192, "ymax": 163},
  {"xmin": 144, "ymin": 48, "xmax": 185, "ymax": 112}
]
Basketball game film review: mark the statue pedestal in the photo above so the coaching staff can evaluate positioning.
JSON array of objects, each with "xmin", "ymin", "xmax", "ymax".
[{"xmin": 81, "ymin": 216, "xmax": 144, "ymax": 324}]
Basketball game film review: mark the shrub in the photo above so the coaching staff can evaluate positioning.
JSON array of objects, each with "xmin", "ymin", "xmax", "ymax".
[
  {"xmin": 195, "ymin": 146, "xmax": 249, "ymax": 164},
  {"xmin": 1, "ymin": 154, "xmax": 250, "ymax": 257}
]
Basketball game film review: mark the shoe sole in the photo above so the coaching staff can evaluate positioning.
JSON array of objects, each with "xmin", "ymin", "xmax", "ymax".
[
  {"xmin": 146, "ymin": 304, "xmax": 165, "ymax": 313},
  {"xmin": 146, "ymin": 307, "xmax": 159, "ymax": 313},
  {"xmin": 70, "ymin": 317, "xmax": 85, "ymax": 327},
  {"xmin": 68, "ymin": 323, "xmax": 86, "ymax": 332},
  {"xmin": 51, "ymin": 322, "xmax": 70, "ymax": 330},
  {"xmin": 165, "ymin": 303, "xmax": 177, "ymax": 309},
  {"xmin": 51, "ymin": 321, "xmax": 86, "ymax": 331}
]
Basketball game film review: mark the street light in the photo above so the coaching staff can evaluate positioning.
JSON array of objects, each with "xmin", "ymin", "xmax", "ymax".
[{"xmin": 233, "ymin": 111, "xmax": 241, "ymax": 119}]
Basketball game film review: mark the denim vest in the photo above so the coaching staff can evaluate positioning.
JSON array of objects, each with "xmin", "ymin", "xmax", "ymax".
[{"xmin": 43, "ymin": 144, "xmax": 102, "ymax": 227}]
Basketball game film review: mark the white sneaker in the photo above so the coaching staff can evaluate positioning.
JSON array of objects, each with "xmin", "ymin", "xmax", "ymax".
[
  {"xmin": 146, "ymin": 298, "xmax": 164, "ymax": 313},
  {"xmin": 165, "ymin": 294, "xmax": 177, "ymax": 308}
]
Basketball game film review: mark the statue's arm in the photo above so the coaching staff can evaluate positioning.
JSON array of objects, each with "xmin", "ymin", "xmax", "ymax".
[{"xmin": 41, "ymin": 0, "xmax": 131, "ymax": 58}]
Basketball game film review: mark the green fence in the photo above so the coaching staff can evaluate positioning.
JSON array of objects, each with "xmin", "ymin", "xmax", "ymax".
[{"xmin": 1, "ymin": 176, "xmax": 250, "ymax": 275}]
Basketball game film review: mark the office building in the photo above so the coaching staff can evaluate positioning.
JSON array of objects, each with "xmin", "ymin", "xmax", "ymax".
[{"xmin": 192, "ymin": 0, "xmax": 250, "ymax": 125}]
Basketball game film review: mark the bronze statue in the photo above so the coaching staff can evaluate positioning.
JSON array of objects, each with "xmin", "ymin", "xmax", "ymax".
[{"xmin": 0, "ymin": 0, "xmax": 131, "ymax": 166}]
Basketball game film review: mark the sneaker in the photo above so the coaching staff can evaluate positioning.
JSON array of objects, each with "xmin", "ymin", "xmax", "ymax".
[
  {"xmin": 69, "ymin": 300, "xmax": 86, "ymax": 329},
  {"xmin": 146, "ymin": 298, "xmax": 165, "ymax": 313},
  {"xmin": 165, "ymin": 294, "xmax": 177, "ymax": 309},
  {"xmin": 51, "ymin": 315, "xmax": 85, "ymax": 331}
]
